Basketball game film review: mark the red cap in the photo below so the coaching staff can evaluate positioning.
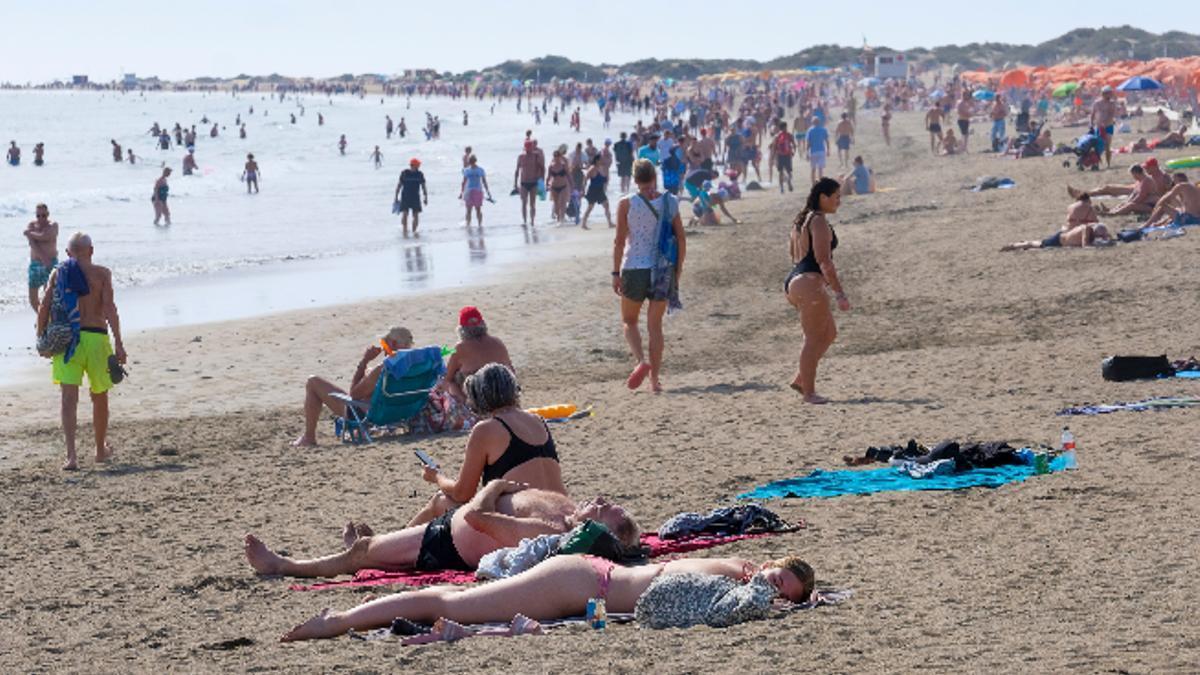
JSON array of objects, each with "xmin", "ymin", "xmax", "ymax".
[
  {"xmin": 409, "ymin": 157, "xmax": 421, "ymax": 167},
  {"xmin": 459, "ymin": 306, "xmax": 484, "ymax": 327},
  {"xmin": 1143, "ymin": 157, "xmax": 1158, "ymax": 169}
]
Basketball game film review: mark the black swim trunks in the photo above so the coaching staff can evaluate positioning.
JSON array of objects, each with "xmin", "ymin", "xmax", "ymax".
[
  {"xmin": 415, "ymin": 511, "xmax": 471, "ymax": 571},
  {"xmin": 928, "ymin": 123, "xmax": 942, "ymax": 134},
  {"xmin": 1041, "ymin": 232, "xmax": 1063, "ymax": 248},
  {"xmin": 957, "ymin": 119, "xmax": 970, "ymax": 136},
  {"xmin": 520, "ymin": 181, "xmax": 538, "ymax": 193}
]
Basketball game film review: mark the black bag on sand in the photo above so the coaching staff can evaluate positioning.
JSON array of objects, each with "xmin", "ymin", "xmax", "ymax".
[{"xmin": 1101, "ymin": 355, "xmax": 1174, "ymax": 381}]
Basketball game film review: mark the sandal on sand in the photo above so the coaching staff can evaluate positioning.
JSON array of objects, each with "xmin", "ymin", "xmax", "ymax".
[
  {"xmin": 510, "ymin": 614, "xmax": 544, "ymax": 636},
  {"xmin": 626, "ymin": 362, "xmax": 651, "ymax": 390}
]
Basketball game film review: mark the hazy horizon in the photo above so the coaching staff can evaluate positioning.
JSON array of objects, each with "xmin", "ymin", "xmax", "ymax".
[{"xmin": 0, "ymin": 1, "xmax": 1184, "ymax": 83}]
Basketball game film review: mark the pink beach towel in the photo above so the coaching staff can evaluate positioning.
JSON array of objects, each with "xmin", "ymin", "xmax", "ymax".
[{"xmin": 290, "ymin": 529, "xmax": 799, "ymax": 592}]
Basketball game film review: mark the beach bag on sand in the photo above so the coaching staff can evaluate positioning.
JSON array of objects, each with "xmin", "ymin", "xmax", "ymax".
[{"xmin": 1101, "ymin": 355, "xmax": 1174, "ymax": 381}]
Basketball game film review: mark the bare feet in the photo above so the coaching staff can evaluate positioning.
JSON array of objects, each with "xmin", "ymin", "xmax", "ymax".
[
  {"xmin": 626, "ymin": 362, "xmax": 651, "ymax": 390},
  {"xmin": 650, "ymin": 379, "xmax": 663, "ymax": 394},
  {"xmin": 244, "ymin": 534, "xmax": 285, "ymax": 575},
  {"xmin": 95, "ymin": 443, "xmax": 115, "ymax": 464},
  {"xmin": 803, "ymin": 394, "xmax": 829, "ymax": 404},
  {"xmin": 281, "ymin": 608, "xmax": 343, "ymax": 642},
  {"xmin": 789, "ymin": 383, "xmax": 804, "ymax": 395},
  {"xmin": 62, "ymin": 459, "xmax": 79, "ymax": 471},
  {"xmin": 342, "ymin": 522, "xmax": 374, "ymax": 548},
  {"xmin": 1067, "ymin": 185, "xmax": 1082, "ymax": 199},
  {"xmin": 291, "ymin": 434, "xmax": 317, "ymax": 448}
]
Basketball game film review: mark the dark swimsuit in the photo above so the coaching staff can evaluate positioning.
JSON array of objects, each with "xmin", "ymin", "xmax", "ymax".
[
  {"xmin": 783, "ymin": 215, "xmax": 838, "ymax": 292},
  {"xmin": 415, "ymin": 510, "xmax": 470, "ymax": 571},
  {"xmin": 550, "ymin": 167, "xmax": 568, "ymax": 194},
  {"xmin": 481, "ymin": 417, "xmax": 559, "ymax": 485}
]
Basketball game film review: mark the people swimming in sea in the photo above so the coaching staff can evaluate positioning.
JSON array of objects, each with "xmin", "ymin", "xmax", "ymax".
[{"xmin": 243, "ymin": 153, "xmax": 260, "ymax": 194}]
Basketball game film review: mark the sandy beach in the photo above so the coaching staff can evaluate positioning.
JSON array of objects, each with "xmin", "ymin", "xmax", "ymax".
[{"xmin": 2, "ymin": 109, "xmax": 1199, "ymax": 672}]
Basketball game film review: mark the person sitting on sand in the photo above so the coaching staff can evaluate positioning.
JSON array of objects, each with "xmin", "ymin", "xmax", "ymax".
[
  {"xmin": 442, "ymin": 306, "xmax": 512, "ymax": 403},
  {"xmin": 291, "ymin": 326, "xmax": 412, "ymax": 447},
  {"xmin": 838, "ymin": 156, "xmax": 875, "ymax": 196},
  {"xmin": 1001, "ymin": 195, "xmax": 1110, "ymax": 250},
  {"xmin": 244, "ymin": 480, "xmax": 638, "ymax": 579},
  {"xmin": 278, "ymin": 552, "xmax": 814, "ymax": 641},
  {"xmin": 1069, "ymin": 158, "xmax": 1169, "ymax": 202},
  {"xmin": 407, "ymin": 363, "xmax": 565, "ymax": 527},
  {"xmin": 1129, "ymin": 137, "xmax": 1151, "ymax": 153},
  {"xmin": 940, "ymin": 128, "xmax": 958, "ymax": 155},
  {"xmin": 1093, "ymin": 164, "xmax": 1159, "ymax": 216},
  {"xmin": 1154, "ymin": 109, "xmax": 1171, "ymax": 133},
  {"xmin": 1144, "ymin": 173, "xmax": 1200, "ymax": 228}
]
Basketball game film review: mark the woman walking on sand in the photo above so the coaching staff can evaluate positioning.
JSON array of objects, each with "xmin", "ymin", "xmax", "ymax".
[
  {"xmin": 784, "ymin": 177, "xmax": 850, "ymax": 403},
  {"xmin": 612, "ymin": 159, "xmax": 686, "ymax": 393}
]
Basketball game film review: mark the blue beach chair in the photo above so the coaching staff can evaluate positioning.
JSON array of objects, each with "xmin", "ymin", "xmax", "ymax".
[{"xmin": 332, "ymin": 346, "xmax": 446, "ymax": 444}]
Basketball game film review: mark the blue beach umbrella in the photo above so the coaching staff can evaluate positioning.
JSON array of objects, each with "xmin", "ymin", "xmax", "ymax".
[
  {"xmin": 803, "ymin": 65, "xmax": 830, "ymax": 72},
  {"xmin": 1116, "ymin": 76, "xmax": 1162, "ymax": 92},
  {"xmin": 929, "ymin": 88, "xmax": 945, "ymax": 100},
  {"xmin": 973, "ymin": 89, "xmax": 995, "ymax": 101}
]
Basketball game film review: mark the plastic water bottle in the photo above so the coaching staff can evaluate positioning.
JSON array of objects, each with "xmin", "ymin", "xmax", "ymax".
[{"xmin": 1059, "ymin": 427, "xmax": 1078, "ymax": 470}]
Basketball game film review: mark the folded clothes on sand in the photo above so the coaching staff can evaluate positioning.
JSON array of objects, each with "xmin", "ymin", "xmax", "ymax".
[
  {"xmin": 738, "ymin": 455, "xmax": 1072, "ymax": 500},
  {"xmin": 847, "ymin": 439, "xmax": 1023, "ymax": 469},
  {"xmin": 657, "ymin": 504, "xmax": 795, "ymax": 540},
  {"xmin": 291, "ymin": 530, "xmax": 791, "ymax": 591},
  {"xmin": 1057, "ymin": 395, "xmax": 1200, "ymax": 416}
]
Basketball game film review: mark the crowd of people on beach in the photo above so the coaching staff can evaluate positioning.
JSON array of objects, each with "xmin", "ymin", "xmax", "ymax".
[{"xmin": 19, "ymin": 63, "xmax": 1200, "ymax": 642}]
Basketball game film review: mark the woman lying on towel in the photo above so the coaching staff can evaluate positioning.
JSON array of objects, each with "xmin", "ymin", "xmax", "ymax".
[
  {"xmin": 280, "ymin": 553, "xmax": 815, "ymax": 641},
  {"xmin": 407, "ymin": 363, "xmax": 566, "ymax": 527}
]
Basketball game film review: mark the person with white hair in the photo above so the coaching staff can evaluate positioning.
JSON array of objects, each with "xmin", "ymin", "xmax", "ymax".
[
  {"xmin": 35, "ymin": 232, "xmax": 127, "ymax": 470},
  {"xmin": 290, "ymin": 326, "xmax": 414, "ymax": 447}
]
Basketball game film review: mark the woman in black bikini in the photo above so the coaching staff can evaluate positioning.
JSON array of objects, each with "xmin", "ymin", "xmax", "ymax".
[
  {"xmin": 408, "ymin": 363, "xmax": 565, "ymax": 526},
  {"xmin": 546, "ymin": 149, "xmax": 571, "ymax": 223},
  {"xmin": 785, "ymin": 177, "xmax": 850, "ymax": 404}
]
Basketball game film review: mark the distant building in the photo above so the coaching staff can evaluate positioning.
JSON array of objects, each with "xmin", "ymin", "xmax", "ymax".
[
  {"xmin": 72, "ymin": 75, "xmax": 88, "ymax": 85},
  {"xmin": 874, "ymin": 53, "xmax": 909, "ymax": 80}
]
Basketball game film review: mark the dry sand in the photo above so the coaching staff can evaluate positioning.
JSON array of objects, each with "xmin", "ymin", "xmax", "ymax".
[{"xmin": 2, "ymin": 111, "xmax": 1199, "ymax": 672}]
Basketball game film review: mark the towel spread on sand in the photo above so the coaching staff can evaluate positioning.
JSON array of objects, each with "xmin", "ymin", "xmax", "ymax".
[
  {"xmin": 737, "ymin": 455, "xmax": 1072, "ymax": 500},
  {"xmin": 290, "ymin": 531, "xmax": 788, "ymax": 591},
  {"xmin": 1056, "ymin": 395, "xmax": 1200, "ymax": 416}
]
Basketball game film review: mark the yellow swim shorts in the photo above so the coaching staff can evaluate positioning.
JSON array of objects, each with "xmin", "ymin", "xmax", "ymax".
[{"xmin": 52, "ymin": 330, "xmax": 114, "ymax": 394}]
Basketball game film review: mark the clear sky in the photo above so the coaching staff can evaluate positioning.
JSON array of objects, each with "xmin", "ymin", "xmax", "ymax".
[{"xmin": 0, "ymin": 0, "xmax": 1184, "ymax": 83}]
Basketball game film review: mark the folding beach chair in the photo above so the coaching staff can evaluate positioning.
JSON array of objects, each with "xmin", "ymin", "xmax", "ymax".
[{"xmin": 332, "ymin": 346, "xmax": 446, "ymax": 444}]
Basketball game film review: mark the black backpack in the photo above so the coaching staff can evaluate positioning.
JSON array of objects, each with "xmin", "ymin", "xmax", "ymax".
[{"xmin": 1101, "ymin": 355, "xmax": 1175, "ymax": 381}]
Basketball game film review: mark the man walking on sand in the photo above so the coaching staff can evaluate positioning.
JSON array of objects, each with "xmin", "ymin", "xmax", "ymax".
[
  {"xmin": 956, "ymin": 90, "xmax": 974, "ymax": 153},
  {"xmin": 25, "ymin": 203, "xmax": 59, "ymax": 311},
  {"xmin": 1091, "ymin": 85, "xmax": 1118, "ymax": 169},
  {"xmin": 36, "ymin": 232, "xmax": 127, "ymax": 471}
]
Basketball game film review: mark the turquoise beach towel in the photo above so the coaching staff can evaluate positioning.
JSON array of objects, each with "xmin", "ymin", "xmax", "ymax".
[{"xmin": 738, "ymin": 456, "xmax": 1071, "ymax": 500}]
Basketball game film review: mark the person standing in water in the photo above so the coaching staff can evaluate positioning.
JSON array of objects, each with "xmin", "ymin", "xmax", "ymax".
[
  {"xmin": 152, "ymin": 168, "xmax": 172, "ymax": 225},
  {"xmin": 24, "ymin": 203, "xmax": 59, "ymax": 311},
  {"xmin": 111, "ymin": 140, "xmax": 122, "ymax": 162},
  {"xmin": 182, "ymin": 150, "xmax": 198, "ymax": 176},
  {"xmin": 338, "ymin": 135, "xmax": 347, "ymax": 155},
  {"xmin": 8, "ymin": 141, "xmax": 21, "ymax": 166},
  {"xmin": 243, "ymin": 154, "xmax": 260, "ymax": 193},
  {"xmin": 459, "ymin": 154, "xmax": 491, "ymax": 227},
  {"xmin": 33, "ymin": 143, "xmax": 45, "ymax": 166},
  {"xmin": 371, "ymin": 146, "xmax": 383, "ymax": 169},
  {"xmin": 394, "ymin": 158, "xmax": 428, "ymax": 234}
]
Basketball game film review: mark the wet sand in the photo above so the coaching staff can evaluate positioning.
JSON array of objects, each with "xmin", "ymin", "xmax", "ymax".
[{"xmin": 1, "ymin": 110, "xmax": 1199, "ymax": 671}]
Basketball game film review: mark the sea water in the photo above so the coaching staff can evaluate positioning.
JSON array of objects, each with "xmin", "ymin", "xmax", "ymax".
[{"xmin": 0, "ymin": 90, "xmax": 628, "ymax": 379}]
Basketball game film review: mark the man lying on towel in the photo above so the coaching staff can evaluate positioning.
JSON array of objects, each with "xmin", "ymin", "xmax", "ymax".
[{"xmin": 244, "ymin": 480, "xmax": 638, "ymax": 577}]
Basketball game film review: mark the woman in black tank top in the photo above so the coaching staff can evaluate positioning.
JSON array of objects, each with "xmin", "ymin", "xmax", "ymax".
[
  {"xmin": 784, "ymin": 177, "xmax": 851, "ymax": 404},
  {"xmin": 406, "ymin": 364, "xmax": 566, "ymax": 527}
]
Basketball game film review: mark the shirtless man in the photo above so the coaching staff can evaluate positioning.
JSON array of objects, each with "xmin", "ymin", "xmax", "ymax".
[
  {"xmin": 1001, "ymin": 194, "xmax": 1110, "ymax": 251},
  {"xmin": 291, "ymin": 326, "xmax": 413, "ymax": 447},
  {"xmin": 338, "ymin": 135, "xmax": 347, "ymax": 155},
  {"xmin": 443, "ymin": 306, "xmax": 512, "ymax": 403},
  {"xmin": 1145, "ymin": 173, "xmax": 1200, "ymax": 228},
  {"xmin": 7, "ymin": 141, "xmax": 20, "ymax": 166},
  {"xmin": 370, "ymin": 146, "xmax": 383, "ymax": 169},
  {"xmin": 1069, "ymin": 158, "xmax": 1167, "ymax": 201},
  {"xmin": 182, "ymin": 150, "xmax": 198, "ymax": 176},
  {"xmin": 33, "ymin": 143, "xmax": 45, "ymax": 166},
  {"xmin": 111, "ymin": 140, "xmax": 122, "ymax": 162},
  {"xmin": 990, "ymin": 95, "xmax": 1007, "ymax": 150},
  {"xmin": 925, "ymin": 104, "xmax": 945, "ymax": 155},
  {"xmin": 243, "ymin": 480, "xmax": 639, "ymax": 577},
  {"xmin": 833, "ymin": 113, "xmax": 854, "ymax": 169},
  {"xmin": 243, "ymin": 154, "xmax": 260, "ymax": 193},
  {"xmin": 1094, "ymin": 164, "xmax": 1158, "ymax": 216},
  {"xmin": 694, "ymin": 128, "xmax": 717, "ymax": 171},
  {"xmin": 35, "ymin": 232, "xmax": 127, "ymax": 470},
  {"xmin": 956, "ymin": 91, "xmax": 974, "ymax": 152},
  {"xmin": 1091, "ymin": 86, "xmax": 1118, "ymax": 168},
  {"xmin": 513, "ymin": 140, "xmax": 545, "ymax": 226},
  {"xmin": 24, "ymin": 203, "xmax": 59, "ymax": 311}
]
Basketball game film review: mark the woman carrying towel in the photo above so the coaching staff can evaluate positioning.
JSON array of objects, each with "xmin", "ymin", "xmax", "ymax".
[
  {"xmin": 612, "ymin": 159, "xmax": 686, "ymax": 393},
  {"xmin": 784, "ymin": 177, "xmax": 850, "ymax": 403}
]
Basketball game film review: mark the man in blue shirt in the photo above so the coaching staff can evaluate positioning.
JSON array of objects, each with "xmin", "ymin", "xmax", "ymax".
[
  {"xmin": 804, "ymin": 117, "xmax": 830, "ymax": 185},
  {"xmin": 637, "ymin": 135, "xmax": 660, "ymax": 166},
  {"xmin": 840, "ymin": 155, "xmax": 874, "ymax": 195}
]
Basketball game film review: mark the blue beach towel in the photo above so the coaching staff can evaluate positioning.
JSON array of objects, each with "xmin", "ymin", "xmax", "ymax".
[{"xmin": 737, "ymin": 455, "xmax": 1071, "ymax": 500}]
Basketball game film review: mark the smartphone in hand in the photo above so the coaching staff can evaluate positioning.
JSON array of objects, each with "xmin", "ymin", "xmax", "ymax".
[{"xmin": 414, "ymin": 449, "xmax": 438, "ymax": 470}]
